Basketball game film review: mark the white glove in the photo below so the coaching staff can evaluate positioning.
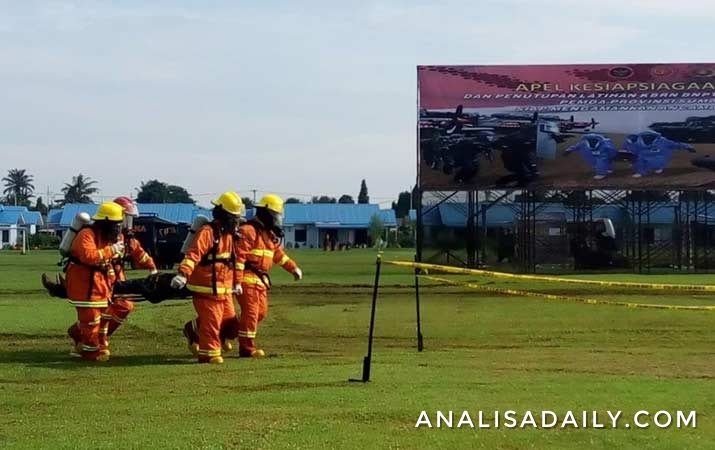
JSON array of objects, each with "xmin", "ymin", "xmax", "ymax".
[
  {"xmin": 150, "ymin": 269, "xmax": 158, "ymax": 275},
  {"xmin": 233, "ymin": 284, "xmax": 243, "ymax": 295},
  {"xmin": 110, "ymin": 242, "xmax": 125, "ymax": 255},
  {"xmin": 292, "ymin": 267, "xmax": 302, "ymax": 281},
  {"xmin": 171, "ymin": 274, "xmax": 187, "ymax": 289}
]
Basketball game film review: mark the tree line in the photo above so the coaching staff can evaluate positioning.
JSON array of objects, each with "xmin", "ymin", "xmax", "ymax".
[{"xmin": 1, "ymin": 170, "xmax": 418, "ymax": 217}]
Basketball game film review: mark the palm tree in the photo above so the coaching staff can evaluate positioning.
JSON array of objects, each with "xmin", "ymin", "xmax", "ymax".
[
  {"xmin": 2, "ymin": 169, "xmax": 35, "ymax": 206},
  {"xmin": 60, "ymin": 173, "xmax": 99, "ymax": 205}
]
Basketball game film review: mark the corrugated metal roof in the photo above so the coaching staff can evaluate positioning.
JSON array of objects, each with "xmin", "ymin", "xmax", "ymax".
[
  {"xmin": 58, "ymin": 203, "xmax": 212, "ymax": 227},
  {"xmin": 0, "ymin": 206, "xmax": 42, "ymax": 226},
  {"xmin": 431, "ymin": 202, "xmax": 673, "ymax": 227},
  {"xmin": 419, "ymin": 205, "xmax": 443, "ymax": 227},
  {"xmin": 58, "ymin": 204, "xmax": 98, "ymax": 227},
  {"xmin": 47, "ymin": 209, "xmax": 63, "ymax": 225},
  {"xmin": 50, "ymin": 201, "xmax": 681, "ymax": 228},
  {"xmin": 0, "ymin": 211, "xmax": 26, "ymax": 225},
  {"xmin": 377, "ymin": 209, "xmax": 397, "ymax": 226},
  {"xmin": 437, "ymin": 203, "xmax": 469, "ymax": 227},
  {"xmin": 633, "ymin": 205, "xmax": 676, "ymax": 224},
  {"xmin": 284, "ymin": 204, "xmax": 383, "ymax": 226},
  {"xmin": 138, "ymin": 204, "xmax": 212, "ymax": 224},
  {"xmin": 22, "ymin": 211, "xmax": 43, "ymax": 226}
]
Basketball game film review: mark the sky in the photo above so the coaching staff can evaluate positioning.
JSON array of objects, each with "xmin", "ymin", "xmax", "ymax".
[{"xmin": 2, "ymin": 0, "xmax": 715, "ymax": 208}]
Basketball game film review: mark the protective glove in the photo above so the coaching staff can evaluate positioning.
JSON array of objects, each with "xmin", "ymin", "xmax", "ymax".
[
  {"xmin": 233, "ymin": 284, "xmax": 243, "ymax": 296},
  {"xmin": 292, "ymin": 267, "xmax": 303, "ymax": 281},
  {"xmin": 150, "ymin": 269, "xmax": 159, "ymax": 275},
  {"xmin": 110, "ymin": 242, "xmax": 125, "ymax": 255},
  {"xmin": 170, "ymin": 274, "xmax": 187, "ymax": 289}
]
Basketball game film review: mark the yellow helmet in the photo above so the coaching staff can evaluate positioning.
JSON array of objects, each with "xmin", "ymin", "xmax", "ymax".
[
  {"xmin": 255, "ymin": 194, "xmax": 284, "ymax": 214},
  {"xmin": 92, "ymin": 201, "xmax": 124, "ymax": 222},
  {"xmin": 211, "ymin": 191, "xmax": 244, "ymax": 216}
]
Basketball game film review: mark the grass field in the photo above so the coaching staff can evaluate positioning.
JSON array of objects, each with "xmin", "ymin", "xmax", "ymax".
[{"xmin": 0, "ymin": 249, "xmax": 714, "ymax": 450}]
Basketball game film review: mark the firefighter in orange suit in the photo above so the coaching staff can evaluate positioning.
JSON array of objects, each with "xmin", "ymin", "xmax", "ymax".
[
  {"xmin": 171, "ymin": 192, "xmax": 244, "ymax": 364},
  {"xmin": 64, "ymin": 201, "xmax": 125, "ymax": 361},
  {"xmin": 234, "ymin": 194, "xmax": 302, "ymax": 357},
  {"xmin": 57, "ymin": 197, "xmax": 157, "ymax": 354}
]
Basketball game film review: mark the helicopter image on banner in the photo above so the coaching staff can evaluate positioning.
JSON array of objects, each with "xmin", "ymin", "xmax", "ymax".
[
  {"xmin": 420, "ymin": 106, "xmax": 591, "ymax": 186},
  {"xmin": 648, "ymin": 116, "xmax": 715, "ymax": 144}
]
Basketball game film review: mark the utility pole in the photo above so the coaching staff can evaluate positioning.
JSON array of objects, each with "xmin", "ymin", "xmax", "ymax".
[{"xmin": 252, "ymin": 189, "xmax": 257, "ymax": 204}]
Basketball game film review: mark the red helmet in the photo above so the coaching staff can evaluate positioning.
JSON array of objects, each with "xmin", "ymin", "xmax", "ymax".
[{"xmin": 113, "ymin": 196, "xmax": 139, "ymax": 217}]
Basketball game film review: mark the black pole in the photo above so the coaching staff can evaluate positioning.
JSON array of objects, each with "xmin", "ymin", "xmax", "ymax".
[
  {"xmin": 350, "ymin": 253, "xmax": 382, "ymax": 383},
  {"xmin": 467, "ymin": 191, "xmax": 476, "ymax": 268},
  {"xmin": 414, "ymin": 254, "xmax": 424, "ymax": 352},
  {"xmin": 646, "ymin": 197, "xmax": 651, "ymax": 274}
]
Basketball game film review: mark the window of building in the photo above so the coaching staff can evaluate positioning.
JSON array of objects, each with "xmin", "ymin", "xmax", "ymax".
[
  {"xmin": 1, "ymin": 230, "xmax": 8, "ymax": 243},
  {"xmin": 295, "ymin": 229, "xmax": 307, "ymax": 242}
]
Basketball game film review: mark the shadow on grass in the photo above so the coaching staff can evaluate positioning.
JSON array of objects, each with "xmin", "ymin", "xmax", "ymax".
[{"xmin": 0, "ymin": 350, "xmax": 194, "ymax": 369}]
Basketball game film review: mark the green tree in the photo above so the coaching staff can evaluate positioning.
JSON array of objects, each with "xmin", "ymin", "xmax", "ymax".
[
  {"xmin": 338, "ymin": 195, "xmax": 355, "ymax": 204},
  {"xmin": 311, "ymin": 195, "xmax": 336, "ymax": 204},
  {"xmin": 136, "ymin": 180, "xmax": 195, "ymax": 203},
  {"xmin": 32, "ymin": 196, "xmax": 48, "ymax": 215},
  {"xmin": 242, "ymin": 197, "xmax": 254, "ymax": 209},
  {"xmin": 368, "ymin": 214, "xmax": 384, "ymax": 247},
  {"xmin": 391, "ymin": 191, "xmax": 411, "ymax": 219},
  {"xmin": 60, "ymin": 173, "xmax": 98, "ymax": 205},
  {"xmin": 285, "ymin": 197, "xmax": 302, "ymax": 204},
  {"xmin": 358, "ymin": 179, "xmax": 369, "ymax": 204},
  {"xmin": 2, "ymin": 169, "xmax": 34, "ymax": 206}
]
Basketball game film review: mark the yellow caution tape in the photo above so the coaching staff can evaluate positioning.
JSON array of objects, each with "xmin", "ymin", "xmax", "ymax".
[
  {"xmin": 421, "ymin": 275, "xmax": 715, "ymax": 311},
  {"xmin": 386, "ymin": 260, "xmax": 715, "ymax": 292}
]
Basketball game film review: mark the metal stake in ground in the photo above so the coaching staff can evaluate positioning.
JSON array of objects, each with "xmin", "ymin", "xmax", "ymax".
[
  {"xmin": 349, "ymin": 253, "xmax": 382, "ymax": 383},
  {"xmin": 414, "ymin": 254, "xmax": 424, "ymax": 352}
]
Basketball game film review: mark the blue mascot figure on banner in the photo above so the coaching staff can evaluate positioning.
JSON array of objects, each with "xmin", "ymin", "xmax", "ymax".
[
  {"xmin": 621, "ymin": 131, "xmax": 695, "ymax": 178},
  {"xmin": 563, "ymin": 133, "xmax": 618, "ymax": 180}
]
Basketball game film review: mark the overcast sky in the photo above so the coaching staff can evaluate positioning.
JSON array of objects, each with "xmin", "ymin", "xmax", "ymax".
[{"xmin": 2, "ymin": 0, "xmax": 715, "ymax": 207}]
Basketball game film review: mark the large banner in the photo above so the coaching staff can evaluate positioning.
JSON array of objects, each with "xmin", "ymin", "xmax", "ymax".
[{"xmin": 418, "ymin": 64, "xmax": 715, "ymax": 190}]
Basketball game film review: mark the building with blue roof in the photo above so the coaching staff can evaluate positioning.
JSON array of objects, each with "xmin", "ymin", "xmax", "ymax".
[
  {"xmin": 419, "ymin": 201, "xmax": 681, "ymax": 229},
  {"xmin": 46, "ymin": 202, "xmax": 398, "ymax": 250},
  {"xmin": 56, "ymin": 203, "xmax": 213, "ymax": 228},
  {"xmin": 282, "ymin": 204, "xmax": 397, "ymax": 249},
  {"xmin": 0, "ymin": 205, "xmax": 43, "ymax": 249}
]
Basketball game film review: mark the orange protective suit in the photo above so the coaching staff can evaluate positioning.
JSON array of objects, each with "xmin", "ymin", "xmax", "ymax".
[
  {"xmin": 65, "ymin": 227, "xmax": 122, "ymax": 361},
  {"xmin": 99, "ymin": 235, "xmax": 157, "ymax": 347},
  {"xmin": 235, "ymin": 219, "xmax": 298, "ymax": 357},
  {"xmin": 178, "ymin": 222, "xmax": 239, "ymax": 363}
]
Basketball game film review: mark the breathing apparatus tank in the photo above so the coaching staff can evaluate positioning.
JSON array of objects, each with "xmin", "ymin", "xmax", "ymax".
[
  {"xmin": 180, "ymin": 215, "xmax": 210, "ymax": 255},
  {"xmin": 59, "ymin": 212, "xmax": 92, "ymax": 257}
]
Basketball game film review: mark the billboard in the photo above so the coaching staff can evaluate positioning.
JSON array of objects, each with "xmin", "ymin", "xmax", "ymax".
[{"xmin": 418, "ymin": 64, "xmax": 715, "ymax": 190}]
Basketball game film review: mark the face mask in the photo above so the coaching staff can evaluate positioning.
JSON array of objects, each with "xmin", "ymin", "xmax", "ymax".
[
  {"xmin": 109, "ymin": 223, "xmax": 122, "ymax": 241},
  {"xmin": 226, "ymin": 215, "xmax": 240, "ymax": 232},
  {"xmin": 98, "ymin": 221, "xmax": 122, "ymax": 242}
]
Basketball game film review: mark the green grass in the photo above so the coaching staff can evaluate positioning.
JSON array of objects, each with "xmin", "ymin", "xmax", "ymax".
[{"xmin": 0, "ymin": 249, "xmax": 713, "ymax": 449}]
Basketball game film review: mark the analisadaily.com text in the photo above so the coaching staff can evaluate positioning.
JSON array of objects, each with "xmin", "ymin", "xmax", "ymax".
[{"xmin": 415, "ymin": 410, "xmax": 697, "ymax": 429}]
